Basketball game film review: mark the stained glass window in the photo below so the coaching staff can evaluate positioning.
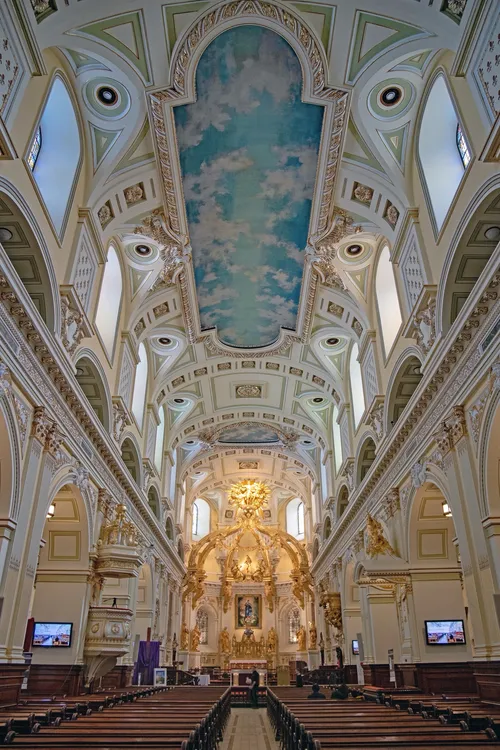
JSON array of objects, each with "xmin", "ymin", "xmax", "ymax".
[
  {"xmin": 456, "ymin": 124, "xmax": 471, "ymax": 169},
  {"xmin": 289, "ymin": 608, "xmax": 301, "ymax": 643},
  {"xmin": 197, "ymin": 609, "xmax": 208, "ymax": 645},
  {"xmin": 27, "ymin": 127, "xmax": 42, "ymax": 171},
  {"xmin": 192, "ymin": 501, "xmax": 199, "ymax": 537}
]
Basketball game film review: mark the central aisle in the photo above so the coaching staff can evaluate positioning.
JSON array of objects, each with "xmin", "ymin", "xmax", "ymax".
[{"xmin": 221, "ymin": 708, "xmax": 279, "ymax": 750}]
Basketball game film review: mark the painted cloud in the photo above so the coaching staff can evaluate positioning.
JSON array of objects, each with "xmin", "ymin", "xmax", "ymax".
[
  {"xmin": 174, "ymin": 25, "xmax": 323, "ymax": 347},
  {"xmin": 218, "ymin": 425, "xmax": 279, "ymax": 443}
]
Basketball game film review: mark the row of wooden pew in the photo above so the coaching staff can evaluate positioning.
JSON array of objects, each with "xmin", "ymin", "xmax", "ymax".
[
  {"xmin": 0, "ymin": 685, "xmax": 231, "ymax": 749},
  {"xmin": 268, "ymin": 686, "xmax": 500, "ymax": 749}
]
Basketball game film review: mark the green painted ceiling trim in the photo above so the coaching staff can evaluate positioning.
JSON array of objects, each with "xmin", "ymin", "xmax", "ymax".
[
  {"xmin": 129, "ymin": 266, "xmax": 152, "ymax": 297},
  {"xmin": 391, "ymin": 49, "xmax": 433, "ymax": 75},
  {"xmin": 377, "ymin": 122, "xmax": 409, "ymax": 173},
  {"xmin": 327, "ymin": 352, "xmax": 344, "ymax": 374},
  {"xmin": 347, "ymin": 11, "xmax": 432, "ymax": 84},
  {"xmin": 163, "ymin": 1, "xmax": 211, "ymax": 60},
  {"xmin": 62, "ymin": 48, "xmax": 109, "ymax": 74},
  {"xmin": 343, "ymin": 117, "xmax": 386, "ymax": 175},
  {"xmin": 69, "ymin": 10, "xmax": 152, "ymax": 84},
  {"xmin": 109, "ymin": 118, "xmax": 155, "ymax": 178},
  {"xmin": 89, "ymin": 123, "xmax": 123, "ymax": 172},
  {"xmin": 291, "ymin": 2, "xmax": 335, "ymax": 57},
  {"xmin": 345, "ymin": 266, "xmax": 368, "ymax": 297}
]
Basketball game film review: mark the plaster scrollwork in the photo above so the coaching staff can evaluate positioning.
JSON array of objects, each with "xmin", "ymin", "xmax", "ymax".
[
  {"xmin": 340, "ymin": 458, "xmax": 355, "ymax": 491},
  {"xmin": 73, "ymin": 462, "xmax": 90, "ymax": 492},
  {"xmin": 366, "ymin": 398, "xmax": 385, "ymax": 441},
  {"xmin": 411, "ymin": 460, "xmax": 427, "ymax": 488},
  {"xmin": 112, "ymin": 398, "xmax": 131, "ymax": 442},
  {"xmin": 142, "ymin": 459, "xmax": 155, "ymax": 491},
  {"xmin": 468, "ymin": 389, "xmax": 490, "ymax": 444},
  {"xmin": 12, "ymin": 394, "xmax": 30, "ymax": 452},
  {"xmin": 490, "ymin": 360, "xmax": 500, "ymax": 392},
  {"xmin": 405, "ymin": 288, "xmax": 437, "ymax": 356},
  {"xmin": 310, "ymin": 210, "xmax": 361, "ymax": 290},
  {"xmin": 60, "ymin": 294, "xmax": 88, "ymax": 357},
  {"xmin": 380, "ymin": 488, "xmax": 400, "ymax": 521},
  {"xmin": 134, "ymin": 210, "xmax": 188, "ymax": 287},
  {"xmin": 0, "ymin": 361, "xmax": 12, "ymax": 398}
]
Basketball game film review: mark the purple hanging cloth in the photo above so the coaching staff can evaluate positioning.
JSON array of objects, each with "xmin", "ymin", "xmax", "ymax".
[{"xmin": 132, "ymin": 640, "xmax": 160, "ymax": 685}]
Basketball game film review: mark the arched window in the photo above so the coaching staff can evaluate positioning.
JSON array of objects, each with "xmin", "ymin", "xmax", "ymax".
[
  {"xmin": 349, "ymin": 343, "xmax": 365, "ymax": 429},
  {"xmin": 332, "ymin": 405, "xmax": 343, "ymax": 473},
  {"xmin": 131, "ymin": 343, "xmax": 148, "ymax": 430},
  {"xmin": 418, "ymin": 74, "xmax": 470, "ymax": 232},
  {"xmin": 196, "ymin": 609, "xmax": 209, "ymax": 645},
  {"xmin": 286, "ymin": 497, "xmax": 304, "ymax": 540},
  {"xmin": 29, "ymin": 77, "xmax": 81, "ymax": 236},
  {"xmin": 154, "ymin": 406, "xmax": 165, "ymax": 472},
  {"xmin": 289, "ymin": 608, "xmax": 301, "ymax": 643},
  {"xmin": 376, "ymin": 245, "xmax": 402, "ymax": 355},
  {"xmin": 192, "ymin": 498, "xmax": 210, "ymax": 539},
  {"xmin": 95, "ymin": 245, "xmax": 122, "ymax": 358},
  {"xmin": 166, "ymin": 517, "xmax": 174, "ymax": 540}
]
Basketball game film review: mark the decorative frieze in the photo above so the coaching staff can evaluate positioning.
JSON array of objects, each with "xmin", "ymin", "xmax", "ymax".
[{"xmin": 411, "ymin": 460, "xmax": 427, "ymax": 488}]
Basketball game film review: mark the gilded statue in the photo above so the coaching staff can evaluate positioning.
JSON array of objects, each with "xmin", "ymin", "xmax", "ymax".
[
  {"xmin": 297, "ymin": 624, "xmax": 307, "ymax": 651},
  {"xmin": 190, "ymin": 623, "xmax": 201, "ymax": 652},
  {"xmin": 264, "ymin": 580, "xmax": 275, "ymax": 613},
  {"xmin": 231, "ymin": 559, "xmax": 243, "ymax": 581},
  {"xmin": 219, "ymin": 626, "xmax": 231, "ymax": 654},
  {"xmin": 222, "ymin": 580, "xmax": 232, "ymax": 613},
  {"xmin": 253, "ymin": 557, "xmax": 266, "ymax": 582},
  {"xmin": 309, "ymin": 621, "xmax": 317, "ymax": 650},
  {"xmin": 267, "ymin": 627, "xmax": 278, "ymax": 653},
  {"xmin": 365, "ymin": 514, "xmax": 396, "ymax": 558},
  {"xmin": 180, "ymin": 622, "xmax": 189, "ymax": 651}
]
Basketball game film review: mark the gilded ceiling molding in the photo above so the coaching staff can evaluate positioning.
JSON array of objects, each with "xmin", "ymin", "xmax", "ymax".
[{"xmin": 144, "ymin": 0, "xmax": 350, "ymax": 356}]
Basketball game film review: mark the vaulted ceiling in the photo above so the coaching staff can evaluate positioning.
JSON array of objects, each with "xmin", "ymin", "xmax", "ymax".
[{"xmin": 30, "ymin": 0, "xmax": 469, "ymax": 503}]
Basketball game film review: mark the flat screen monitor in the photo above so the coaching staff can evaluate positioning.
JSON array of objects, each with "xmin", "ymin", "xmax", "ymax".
[
  {"xmin": 32, "ymin": 622, "xmax": 73, "ymax": 648},
  {"xmin": 352, "ymin": 639, "xmax": 359, "ymax": 655},
  {"xmin": 424, "ymin": 620, "xmax": 465, "ymax": 645}
]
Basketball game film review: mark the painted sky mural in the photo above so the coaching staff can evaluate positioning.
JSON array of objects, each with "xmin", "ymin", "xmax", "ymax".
[
  {"xmin": 218, "ymin": 425, "xmax": 279, "ymax": 444},
  {"xmin": 174, "ymin": 26, "xmax": 324, "ymax": 347}
]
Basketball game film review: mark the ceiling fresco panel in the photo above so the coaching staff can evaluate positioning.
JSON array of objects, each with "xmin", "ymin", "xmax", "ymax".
[{"xmin": 173, "ymin": 25, "xmax": 324, "ymax": 348}]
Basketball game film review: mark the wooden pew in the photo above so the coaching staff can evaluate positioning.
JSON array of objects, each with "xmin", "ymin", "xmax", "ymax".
[
  {"xmin": 268, "ymin": 688, "xmax": 498, "ymax": 749},
  {"xmin": 5, "ymin": 685, "xmax": 230, "ymax": 750}
]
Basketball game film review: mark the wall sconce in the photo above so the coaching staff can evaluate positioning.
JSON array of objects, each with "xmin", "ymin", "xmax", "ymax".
[
  {"xmin": 442, "ymin": 500, "xmax": 452, "ymax": 518},
  {"xmin": 46, "ymin": 503, "xmax": 56, "ymax": 520}
]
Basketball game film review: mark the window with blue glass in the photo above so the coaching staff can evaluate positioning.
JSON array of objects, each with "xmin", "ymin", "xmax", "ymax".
[
  {"xmin": 27, "ymin": 127, "xmax": 42, "ymax": 171},
  {"xmin": 456, "ymin": 123, "xmax": 471, "ymax": 169}
]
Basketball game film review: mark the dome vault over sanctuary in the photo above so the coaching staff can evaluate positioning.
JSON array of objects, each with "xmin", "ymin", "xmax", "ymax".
[{"xmin": 0, "ymin": 0, "xmax": 498, "ymax": 705}]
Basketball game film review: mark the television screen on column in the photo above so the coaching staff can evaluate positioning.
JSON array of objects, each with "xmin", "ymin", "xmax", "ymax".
[
  {"xmin": 424, "ymin": 620, "xmax": 465, "ymax": 645},
  {"xmin": 32, "ymin": 622, "xmax": 73, "ymax": 647}
]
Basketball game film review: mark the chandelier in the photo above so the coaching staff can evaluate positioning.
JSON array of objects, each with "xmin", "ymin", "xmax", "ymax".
[{"xmin": 228, "ymin": 479, "xmax": 270, "ymax": 520}]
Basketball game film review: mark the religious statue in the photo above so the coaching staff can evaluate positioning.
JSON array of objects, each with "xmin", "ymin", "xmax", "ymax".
[
  {"xmin": 309, "ymin": 621, "xmax": 317, "ymax": 650},
  {"xmin": 241, "ymin": 555, "xmax": 253, "ymax": 578},
  {"xmin": 180, "ymin": 622, "xmax": 189, "ymax": 651},
  {"xmin": 172, "ymin": 633, "xmax": 178, "ymax": 664},
  {"xmin": 319, "ymin": 633, "xmax": 325, "ymax": 666},
  {"xmin": 230, "ymin": 560, "xmax": 243, "ymax": 582},
  {"xmin": 336, "ymin": 646, "xmax": 343, "ymax": 669},
  {"xmin": 222, "ymin": 580, "xmax": 232, "ymax": 613},
  {"xmin": 297, "ymin": 625, "xmax": 307, "ymax": 651},
  {"xmin": 190, "ymin": 624, "xmax": 201, "ymax": 652},
  {"xmin": 267, "ymin": 627, "xmax": 278, "ymax": 653},
  {"xmin": 219, "ymin": 626, "xmax": 231, "ymax": 654},
  {"xmin": 264, "ymin": 581, "xmax": 275, "ymax": 613},
  {"xmin": 253, "ymin": 557, "xmax": 266, "ymax": 582}
]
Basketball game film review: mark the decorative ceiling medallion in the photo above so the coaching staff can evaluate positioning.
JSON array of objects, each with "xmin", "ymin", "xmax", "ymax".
[
  {"xmin": 368, "ymin": 78, "xmax": 416, "ymax": 121},
  {"xmin": 145, "ymin": 0, "xmax": 349, "ymax": 356},
  {"xmin": 238, "ymin": 461, "xmax": 259, "ymax": 470},
  {"xmin": 235, "ymin": 385, "xmax": 263, "ymax": 399},
  {"xmin": 83, "ymin": 77, "xmax": 131, "ymax": 120},
  {"xmin": 124, "ymin": 240, "xmax": 159, "ymax": 265},
  {"xmin": 338, "ymin": 241, "xmax": 373, "ymax": 265}
]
